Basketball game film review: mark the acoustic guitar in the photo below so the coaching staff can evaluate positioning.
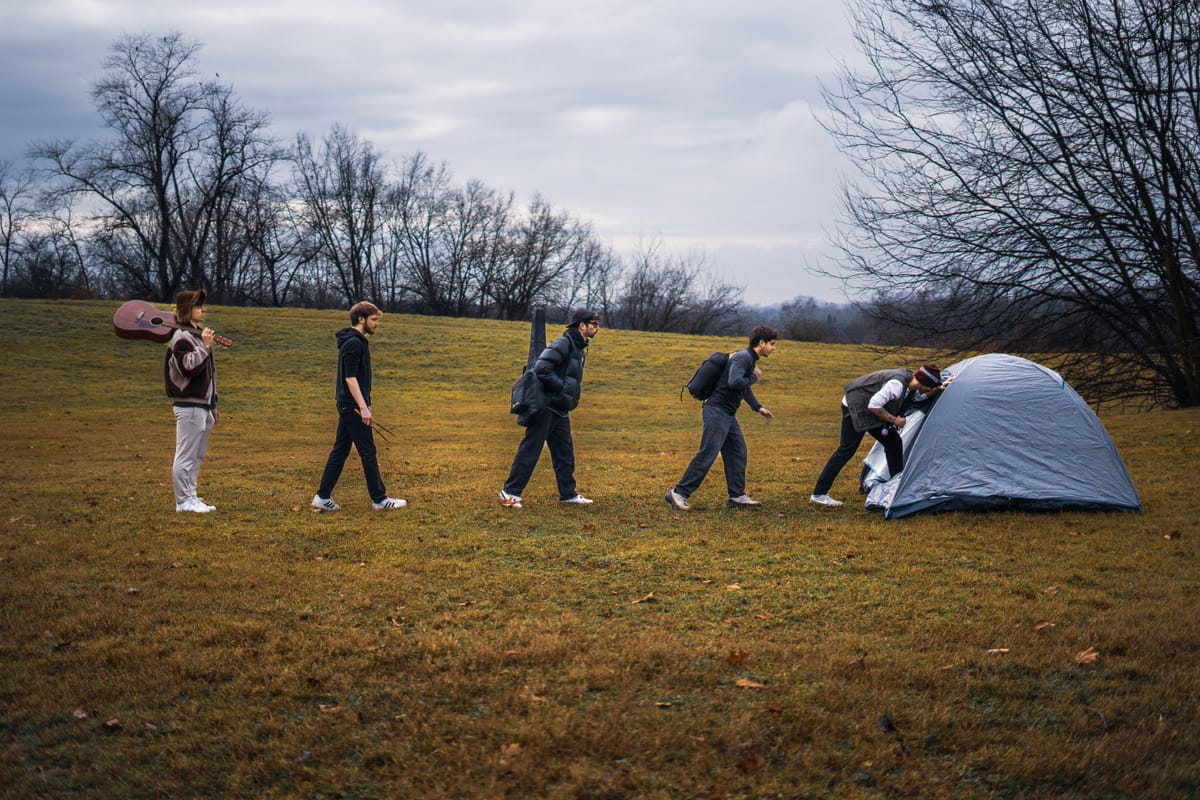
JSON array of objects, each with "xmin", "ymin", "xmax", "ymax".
[{"xmin": 113, "ymin": 299, "xmax": 233, "ymax": 347}]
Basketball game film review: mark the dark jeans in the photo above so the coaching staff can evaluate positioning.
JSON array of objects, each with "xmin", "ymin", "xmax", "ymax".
[
  {"xmin": 813, "ymin": 405, "xmax": 903, "ymax": 496},
  {"xmin": 504, "ymin": 410, "xmax": 577, "ymax": 499},
  {"xmin": 674, "ymin": 403, "xmax": 748, "ymax": 498},
  {"xmin": 317, "ymin": 410, "xmax": 387, "ymax": 503}
]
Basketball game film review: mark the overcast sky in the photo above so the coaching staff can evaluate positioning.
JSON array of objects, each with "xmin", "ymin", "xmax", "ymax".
[{"xmin": 0, "ymin": 0, "xmax": 860, "ymax": 305}]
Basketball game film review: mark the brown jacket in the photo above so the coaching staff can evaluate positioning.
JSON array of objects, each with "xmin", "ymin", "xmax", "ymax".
[{"xmin": 165, "ymin": 328, "xmax": 217, "ymax": 408}]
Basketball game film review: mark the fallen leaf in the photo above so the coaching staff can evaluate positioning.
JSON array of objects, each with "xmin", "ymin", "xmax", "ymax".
[
  {"xmin": 726, "ymin": 650, "xmax": 749, "ymax": 665},
  {"xmin": 735, "ymin": 678, "xmax": 765, "ymax": 689},
  {"xmin": 655, "ymin": 701, "xmax": 672, "ymax": 708},
  {"xmin": 519, "ymin": 686, "xmax": 545, "ymax": 703},
  {"xmin": 633, "ymin": 592, "xmax": 655, "ymax": 604},
  {"xmin": 1075, "ymin": 646, "xmax": 1100, "ymax": 664},
  {"xmin": 1164, "ymin": 530, "xmax": 1181, "ymax": 540},
  {"xmin": 754, "ymin": 612, "xmax": 773, "ymax": 620},
  {"xmin": 319, "ymin": 704, "xmax": 343, "ymax": 713},
  {"xmin": 1044, "ymin": 586, "xmax": 1060, "ymax": 595},
  {"xmin": 103, "ymin": 718, "xmax": 122, "ymax": 731},
  {"xmin": 726, "ymin": 583, "xmax": 742, "ymax": 591},
  {"xmin": 580, "ymin": 523, "xmax": 597, "ymax": 533},
  {"xmin": 126, "ymin": 587, "xmax": 139, "ymax": 595},
  {"xmin": 500, "ymin": 742, "xmax": 523, "ymax": 759},
  {"xmin": 737, "ymin": 755, "xmax": 765, "ymax": 773},
  {"xmin": 1034, "ymin": 621, "xmax": 1056, "ymax": 631},
  {"xmin": 73, "ymin": 708, "xmax": 88, "ymax": 719},
  {"xmin": 987, "ymin": 648, "xmax": 1010, "ymax": 654}
]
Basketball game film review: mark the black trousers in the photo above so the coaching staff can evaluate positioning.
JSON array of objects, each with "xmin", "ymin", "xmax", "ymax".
[
  {"xmin": 317, "ymin": 410, "xmax": 388, "ymax": 503},
  {"xmin": 813, "ymin": 405, "xmax": 903, "ymax": 495},
  {"xmin": 503, "ymin": 410, "xmax": 577, "ymax": 500}
]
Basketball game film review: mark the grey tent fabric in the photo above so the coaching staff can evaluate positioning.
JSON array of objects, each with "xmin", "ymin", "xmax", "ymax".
[
  {"xmin": 863, "ymin": 408, "xmax": 927, "ymax": 509},
  {"xmin": 862, "ymin": 354, "xmax": 1141, "ymax": 519}
]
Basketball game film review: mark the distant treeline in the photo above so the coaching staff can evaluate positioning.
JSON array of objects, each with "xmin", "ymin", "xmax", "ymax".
[{"xmin": 0, "ymin": 31, "xmax": 867, "ymax": 342}]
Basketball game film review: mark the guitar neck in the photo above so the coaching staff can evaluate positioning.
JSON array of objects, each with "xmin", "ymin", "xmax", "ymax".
[{"xmin": 181, "ymin": 325, "xmax": 234, "ymax": 349}]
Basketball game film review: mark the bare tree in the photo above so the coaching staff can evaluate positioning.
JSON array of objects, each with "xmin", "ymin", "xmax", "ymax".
[
  {"xmin": 490, "ymin": 195, "xmax": 589, "ymax": 321},
  {"xmin": 823, "ymin": 0, "xmax": 1200, "ymax": 407},
  {"xmin": 614, "ymin": 239, "xmax": 695, "ymax": 331},
  {"xmin": 0, "ymin": 160, "xmax": 38, "ymax": 295},
  {"xmin": 614, "ymin": 239, "xmax": 744, "ymax": 334},
  {"xmin": 31, "ymin": 32, "xmax": 278, "ymax": 300},
  {"xmin": 564, "ymin": 237, "xmax": 623, "ymax": 323},
  {"xmin": 388, "ymin": 154, "xmax": 512, "ymax": 316},
  {"xmin": 292, "ymin": 125, "xmax": 388, "ymax": 306}
]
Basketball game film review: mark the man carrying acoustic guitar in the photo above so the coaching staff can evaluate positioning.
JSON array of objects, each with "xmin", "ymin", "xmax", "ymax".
[{"xmin": 166, "ymin": 289, "xmax": 220, "ymax": 513}]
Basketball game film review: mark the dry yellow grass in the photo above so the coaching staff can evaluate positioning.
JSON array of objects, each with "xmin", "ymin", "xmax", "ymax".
[{"xmin": 0, "ymin": 298, "xmax": 1197, "ymax": 799}]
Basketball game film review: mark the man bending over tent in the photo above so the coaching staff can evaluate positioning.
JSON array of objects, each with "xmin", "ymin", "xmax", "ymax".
[{"xmin": 809, "ymin": 364, "xmax": 949, "ymax": 507}]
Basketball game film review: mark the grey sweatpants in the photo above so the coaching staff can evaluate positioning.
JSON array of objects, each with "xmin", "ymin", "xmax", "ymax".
[
  {"xmin": 673, "ymin": 403, "xmax": 748, "ymax": 499},
  {"xmin": 173, "ymin": 405, "xmax": 215, "ymax": 504}
]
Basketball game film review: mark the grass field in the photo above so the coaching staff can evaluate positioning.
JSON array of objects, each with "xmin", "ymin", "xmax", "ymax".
[{"xmin": 1, "ymin": 298, "xmax": 1197, "ymax": 799}]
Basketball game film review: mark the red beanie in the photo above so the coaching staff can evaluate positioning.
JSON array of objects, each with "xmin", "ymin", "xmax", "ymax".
[{"xmin": 915, "ymin": 364, "xmax": 942, "ymax": 388}]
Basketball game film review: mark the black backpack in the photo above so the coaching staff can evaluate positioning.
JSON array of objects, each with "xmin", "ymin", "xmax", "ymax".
[{"xmin": 683, "ymin": 351, "xmax": 730, "ymax": 401}]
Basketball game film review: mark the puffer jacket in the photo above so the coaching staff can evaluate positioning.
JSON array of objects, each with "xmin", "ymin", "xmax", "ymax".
[{"xmin": 534, "ymin": 327, "xmax": 588, "ymax": 414}]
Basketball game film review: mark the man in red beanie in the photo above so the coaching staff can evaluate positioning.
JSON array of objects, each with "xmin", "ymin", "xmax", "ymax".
[{"xmin": 810, "ymin": 364, "xmax": 949, "ymax": 507}]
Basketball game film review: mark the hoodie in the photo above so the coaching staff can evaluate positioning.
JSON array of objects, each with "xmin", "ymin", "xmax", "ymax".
[{"xmin": 334, "ymin": 327, "xmax": 372, "ymax": 414}]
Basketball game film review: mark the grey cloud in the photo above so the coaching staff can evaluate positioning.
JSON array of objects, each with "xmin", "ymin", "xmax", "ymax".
[{"xmin": 0, "ymin": 0, "xmax": 856, "ymax": 303}]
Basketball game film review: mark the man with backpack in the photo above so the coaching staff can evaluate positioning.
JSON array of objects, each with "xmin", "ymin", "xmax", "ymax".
[
  {"xmin": 665, "ymin": 325, "xmax": 778, "ymax": 511},
  {"xmin": 499, "ymin": 308, "xmax": 601, "ymax": 508}
]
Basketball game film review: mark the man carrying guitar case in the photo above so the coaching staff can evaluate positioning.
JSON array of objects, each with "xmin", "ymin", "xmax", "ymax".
[{"xmin": 500, "ymin": 308, "xmax": 601, "ymax": 508}]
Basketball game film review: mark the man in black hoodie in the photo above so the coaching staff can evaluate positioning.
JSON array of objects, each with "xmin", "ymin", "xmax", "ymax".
[
  {"xmin": 499, "ymin": 308, "xmax": 601, "ymax": 508},
  {"xmin": 312, "ymin": 302, "xmax": 407, "ymax": 511}
]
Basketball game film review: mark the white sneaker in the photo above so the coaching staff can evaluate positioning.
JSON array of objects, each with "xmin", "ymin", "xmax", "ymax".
[
  {"xmin": 561, "ymin": 494, "xmax": 594, "ymax": 505},
  {"xmin": 311, "ymin": 494, "xmax": 341, "ymax": 512},
  {"xmin": 727, "ymin": 494, "xmax": 762, "ymax": 507},
  {"xmin": 195, "ymin": 498, "xmax": 217, "ymax": 511},
  {"xmin": 499, "ymin": 490, "xmax": 522, "ymax": 508},
  {"xmin": 810, "ymin": 494, "xmax": 844, "ymax": 507},
  {"xmin": 175, "ymin": 497, "xmax": 213, "ymax": 513},
  {"xmin": 372, "ymin": 497, "xmax": 408, "ymax": 510},
  {"xmin": 664, "ymin": 490, "xmax": 691, "ymax": 511}
]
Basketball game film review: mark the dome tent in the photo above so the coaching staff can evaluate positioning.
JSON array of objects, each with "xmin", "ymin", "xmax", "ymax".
[{"xmin": 863, "ymin": 353, "xmax": 1141, "ymax": 519}]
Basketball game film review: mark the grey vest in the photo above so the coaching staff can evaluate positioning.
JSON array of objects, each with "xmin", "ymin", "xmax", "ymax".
[{"xmin": 844, "ymin": 369, "xmax": 914, "ymax": 432}]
